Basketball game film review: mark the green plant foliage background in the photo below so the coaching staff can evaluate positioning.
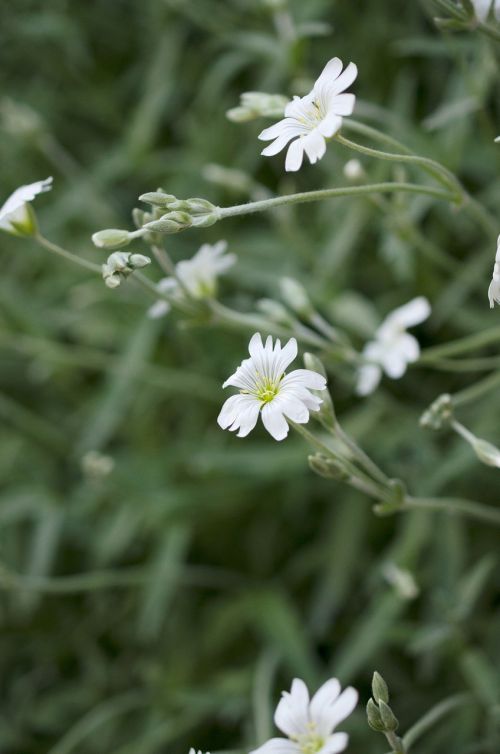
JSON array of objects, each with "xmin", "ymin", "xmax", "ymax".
[{"xmin": 1, "ymin": 1, "xmax": 500, "ymax": 753}]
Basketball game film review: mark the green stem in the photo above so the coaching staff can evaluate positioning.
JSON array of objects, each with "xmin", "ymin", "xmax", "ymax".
[
  {"xmin": 419, "ymin": 326, "xmax": 500, "ymax": 362},
  {"xmin": 335, "ymin": 423, "xmax": 391, "ymax": 487},
  {"xmin": 402, "ymin": 693, "xmax": 471, "ymax": 750},
  {"xmin": 452, "ymin": 370, "xmax": 500, "ymax": 407},
  {"xmin": 209, "ymin": 299, "xmax": 330, "ymax": 351},
  {"xmin": 290, "ymin": 421, "xmax": 385, "ymax": 498},
  {"xmin": 35, "ymin": 234, "xmax": 101, "ymax": 273},
  {"xmin": 217, "ymin": 182, "xmax": 455, "ymax": 220},
  {"xmin": 335, "ymin": 132, "xmax": 462, "ymax": 200},
  {"xmin": 133, "ymin": 271, "xmax": 198, "ymax": 316},
  {"xmin": 385, "ymin": 730, "xmax": 406, "ymax": 754},
  {"xmin": 404, "ymin": 496, "xmax": 500, "ymax": 526}
]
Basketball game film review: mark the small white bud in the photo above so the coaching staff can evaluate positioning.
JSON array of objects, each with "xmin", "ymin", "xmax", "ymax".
[
  {"xmin": 280, "ymin": 277, "xmax": 313, "ymax": 316},
  {"xmin": 343, "ymin": 159, "xmax": 364, "ymax": 181},
  {"xmin": 105, "ymin": 274, "xmax": 121, "ymax": 289},
  {"xmin": 129, "ymin": 253, "xmax": 151, "ymax": 269},
  {"xmin": 92, "ymin": 228, "xmax": 131, "ymax": 250}
]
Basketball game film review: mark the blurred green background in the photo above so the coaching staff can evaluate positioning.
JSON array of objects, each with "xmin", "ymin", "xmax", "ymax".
[{"xmin": 1, "ymin": 1, "xmax": 500, "ymax": 752}]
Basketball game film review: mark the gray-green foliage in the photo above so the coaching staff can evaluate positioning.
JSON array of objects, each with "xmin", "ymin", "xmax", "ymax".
[{"xmin": 1, "ymin": 1, "xmax": 500, "ymax": 753}]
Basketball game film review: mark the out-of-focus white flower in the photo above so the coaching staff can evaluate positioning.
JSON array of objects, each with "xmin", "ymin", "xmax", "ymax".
[
  {"xmin": 250, "ymin": 677, "xmax": 358, "ymax": 754},
  {"xmin": 343, "ymin": 159, "xmax": 364, "ymax": 181},
  {"xmin": 487, "ymin": 235, "xmax": 500, "ymax": 308},
  {"xmin": 0, "ymin": 177, "xmax": 52, "ymax": 235},
  {"xmin": 470, "ymin": 0, "xmax": 500, "ymax": 21},
  {"xmin": 218, "ymin": 333, "xmax": 326, "ymax": 441},
  {"xmin": 188, "ymin": 749, "xmax": 208, "ymax": 754},
  {"xmin": 258, "ymin": 58, "xmax": 357, "ymax": 172},
  {"xmin": 356, "ymin": 297, "xmax": 431, "ymax": 396},
  {"xmin": 147, "ymin": 241, "xmax": 235, "ymax": 318}
]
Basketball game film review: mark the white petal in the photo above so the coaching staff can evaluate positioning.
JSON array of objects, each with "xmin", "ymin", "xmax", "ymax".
[
  {"xmin": 356, "ymin": 364, "xmax": 382, "ymax": 396},
  {"xmin": 281, "ymin": 369, "xmax": 326, "ymax": 391},
  {"xmin": 395, "ymin": 333, "xmax": 420, "ymax": 364},
  {"xmin": 310, "ymin": 679, "xmax": 341, "ymax": 734},
  {"xmin": 328, "ymin": 62, "xmax": 358, "ymax": 96},
  {"xmin": 285, "ymin": 138, "xmax": 305, "ymax": 172},
  {"xmin": 279, "ymin": 395, "xmax": 309, "ymax": 423},
  {"xmin": 147, "ymin": 300, "xmax": 170, "ymax": 319},
  {"xmin": 235, "ymin": 400, "xmax": 261, "ymax": 438},
  {"xmin": 313, "ymin": 57, "xmax": 343, "ymax": 91},
  {"xmin": 0, "ymin": 177, "xmax": 53, "ymax": 222},
  {"xmin": 274, "ymin": 679, "xmax": 310, "ymax": 735},
  {"xmin": 323, "ymin": 687, "xmax": 358, "ymax": 731},
  {"xmin": 317, "ymin": 733, "xmax": 349, "ymax": 754},
  {"xmin": 329, "ymin": 93, "xmax": 355, "ymax": 116},
  {"xmin": 261, "ymin": 403, "xmax": 290, "ymax": 441},
  {"xmin": 387, "ymin": 296, "xmax": 431, "ymax": 329},
  {"xmin": 250, "ymin": 739, "xmax": 301, "ymax": 754},
  {"xmin": 218, "ymin": 394, "xmax": 258, "ymax": 432},
  {"xmin": 381, "ymin": 347, "xmax": 407, "ymax": 379},
  {"xmin": 472, "ymin": 0, "xmax": 492, "ymax": 20},
  {"xmin": 275, "ymin": 337, "xmax": 298, "ymax": 375},
  {"xmin": 317, "ymin": 113, "xmax": 343, "ymax": 139},
  {"xmin": 303, "ymin": 131, "xmax": 327, "ymax": 165},
  {"xmin": 259, "ymin": 118, "xmax": 305, "ymax": 142},
  {"xmin": 262, "ymin": 132, "xmax": 298, "ymax": 157}
]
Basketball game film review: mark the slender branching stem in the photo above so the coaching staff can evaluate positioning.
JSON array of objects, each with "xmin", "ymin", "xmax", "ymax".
[{"xmin": 35, "ymin": 234, "xmax": 101, "ymax": 273}]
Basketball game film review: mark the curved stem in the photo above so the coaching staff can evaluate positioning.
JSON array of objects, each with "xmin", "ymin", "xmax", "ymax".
[
  {"xmin": 404, "ymin": 496, "xmax": 500, "ymax": 526},
  {"xmin": 335, "ymin": 132, "xmax": 462, "ymax": 200},
  {"xmin": 403, "ymin": 693, "xmax": 471, "ymax": 750},
  {"xmin": 419, "ymin": 326, "xmax": 500, "ymax": 362},
  {"xmin": 35, "ymin": 234, "xmax": 101, "ymax": 273},
  {"xmin": 217, "ymin": 182, "xmax": 455, "ymax": 220},
  {"xmin": 452, "ymin": 370, "xmax": 500, "ymax": 407}
]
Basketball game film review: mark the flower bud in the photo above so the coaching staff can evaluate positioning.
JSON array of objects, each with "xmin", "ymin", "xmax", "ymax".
[
  {"xmin": 257, "ymin": 298, "xmax": 292, "ymax": 324},
  {"xmin": 308, "ymin": 454, "xmax": 349, "ymax": 481},
  {"xmin": 371, "ymin": 672, "xmax": 389, "ymax": 705},
  {"xmin": 420, "ymin": 393, "xmax": 453, "ymax": 430},
  {"xmin": 144, "ymin": 211, "xmax": 192, "ymax": 234},
  {"xmin": 92, "ymin": 228, "xmax": 131, "ymax": 250},
  {"xmin": 132, "ymin": 208, "xmax": 145, "ymax": 229},
  {"xmin": 129, "ymin": 253, "xmax": 151, "ymax": 269},
  {"xmin": 106, "ymin": 251, "xmax": 130, "ymax": 273},
  {"xmin": 138, "ymin": 191, "xmax": 176, "ymax": 208},
  {"xmin": 472, "ymin": 438, "xmax": 500, "ymax": 468},
  {"xmin": 366, "ymin": 699, "xmax": 385, "ymax": 732},
  {"xmin": 280, "ymin": 277, "xmax": 313, "ymax": 317},
  {"xmin": 379, "ymin": 701, "xmax": 399, "ymax": 732},
  {"xmin": 104, "ymin": 273, "xmax": 121, "ymax": 289},
  {"xmin": 343, "ymin": 159, "xmax": 365, "ymax": 181},
  {"xmin": 227, "ymin": 92, "xmax": 289, "ymax": 122}
]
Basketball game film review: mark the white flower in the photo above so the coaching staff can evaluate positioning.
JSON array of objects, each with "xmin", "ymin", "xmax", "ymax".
[
  {"xmin": 487, "ymin": 235, "xmax": 500, "ymax": 308},
  {"xmin": 250, "ymin": 677, "xmax": 358, "ymax": 754},
  {"xmin": 218, "ymin": 333, "xmax": 327, "ymax": 441},
  {"xmin": 356, "ymin": 297, "xmax": 431, "ymax": 396},
  {"xmin": 147, "ymin": 241, "xmax": 235, "ymax": 319},
  {"xmin": 0, "ymin": 177, "xmax": 52, "ymax": 235},
  {"xmin": 471, "ymin": 0, "xmax": 500, "ymax": 21},
  {"xmin": 258, "ymin": 58, "xmax": 357, "ymax": 172}
]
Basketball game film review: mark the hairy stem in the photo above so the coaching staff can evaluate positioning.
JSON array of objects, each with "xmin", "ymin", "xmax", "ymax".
[{"xmin": 35, "ymin": 234, "xmax": 101, "ymax": 273}]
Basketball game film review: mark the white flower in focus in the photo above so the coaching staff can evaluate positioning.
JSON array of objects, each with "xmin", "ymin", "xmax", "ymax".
[
  {"xmin": 218, "ymin": 333, "xmax": 327, "ymax": 441},
  {"xmin": 147, "ymin": 241, "xmax": 235, "ymax": 319},
  {"xmin": 0, "ymin": 177, "xmax": 52, "ymax": 235},
  {"xmin": 258, "ymin": 58, "xmax": 357, "ymax": 172},
  {"xmin": 356, "ymin": 297, "xmax": 431, "ymax": 396},
  {"xmin": 470, "ymin": 0, "xmax": 500, "ymax": 21},
  {"xmin": 250, "ymin": 677, "xmax": 358, "ymax": 754},
  {"xmin": 487, "ymin": 235, "xmax": 500, "ymax": 308}
]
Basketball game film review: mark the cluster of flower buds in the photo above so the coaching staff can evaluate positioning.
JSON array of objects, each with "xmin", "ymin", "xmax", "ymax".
[
  {"xmin": 227, "ymin": 92, "xmax": 289, "ymax": 123},
  {"xmin": 366, "ymin": 673, "xmax": 404, "ymax": 750},
  {"xmin": 420, "ymin": 393, "xmax": 453, "ymax": 430},
  {"xmin": 139, "ymin": 192, "xmax": 220, "ymax": 231},
  {"xmin": 101, "ymin": 251, "xmax": 150, "ymax": 288}
]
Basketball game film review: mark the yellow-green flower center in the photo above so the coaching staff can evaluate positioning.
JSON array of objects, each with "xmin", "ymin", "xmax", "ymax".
[
  {"xmin": 291, "ymin": 727, "xmax": 325, "ymax": 754},
  {"xmin": 242, "ymin": 371, "xmax": 284, "ymax": 404}
]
